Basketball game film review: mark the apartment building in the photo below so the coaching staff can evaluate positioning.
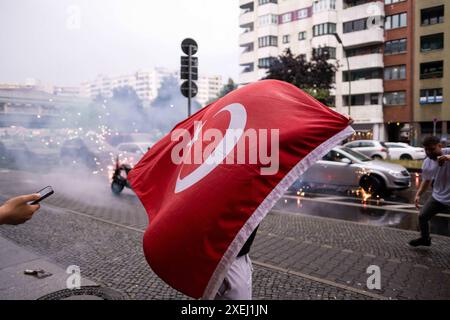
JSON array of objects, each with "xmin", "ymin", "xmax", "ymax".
[
  {"xmin": 81, "ymin": 68, "xmax": 223, "ymax": 107},
  {"xmin": 239, "ymin": 0, "xmax": 387, "ymax": 140},
  {"xmin": 383, "ymin": 0, "xmax": 414, "ymax": 143},
  {"xmin": 413, "ymin": 0, "xmax": 449, "ymax": 143}
]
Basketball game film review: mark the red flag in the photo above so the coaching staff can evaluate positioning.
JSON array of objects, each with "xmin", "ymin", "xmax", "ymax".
[{"xmin": 128, "ymin": 79, "xmax": 354, "ymax": 299}]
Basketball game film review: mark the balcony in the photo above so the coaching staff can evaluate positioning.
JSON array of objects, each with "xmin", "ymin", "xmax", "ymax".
[
  {"xmin": 346, "ymin": 105, "xmax": 384, "ymax": 124},
  {"xmin": 240, "ymin": 0, "xmax": 254, "ymax": 8},
  {"xmin": 257, "ymin": 2, "xmax": 278, "ymax": 16},
  {"xmin": 344, "ymin": 53, "xmax": 384, "ymax": 71},
  {"xmin": 342, "ymin": 1, "xmax": 384, "ymax": 23},
  {"xmin": 341, "ymin": 79, "xmax": 383, "ymax": 95},
  {"xmin": 239, "ymin": 31, "xmax": 255, "ymax": 46},
  {"xmin": 342, "ymin": 27, "xmax": 384, "ymax": 48},
  {"xmin": 239, "ymin": 51, "xmax": 256, "ymax": 65},
  {"xmin": 239, "ymin": 10, "xmax": 255, "ymax": 27},
  {"xmin": 239, "ymin": 70, "xmax": 259, "ymax": 85}
]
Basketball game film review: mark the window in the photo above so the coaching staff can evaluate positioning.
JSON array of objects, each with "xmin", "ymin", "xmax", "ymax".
[
  {"xmin": 420, "ymin": 88, "xmax": 443, "ymax": 104},
  {"xmin": 359, "ymin": 141, "xmax": 375, "ymax": 148},
  {"xmin": 298, "ymin": 31, "xmax": 307, "ymax": 41},
  {"xmin": 346, "ymin": 141, "xmax": 360, "ymax": 148},
  {"xmin": 242, "ymin": 43, "xmax": 254, "ymax": 53},
  {"xmin": 370, "ymin": 93, "xmax": 380, "ymax": 105},
  {"xmin": 258, "ymin": 36, "xmax": 278, "ymax": 48},
  {"xmin": 420, "ymin": 61, "xmax": 444, "ymax": 79},
  {"xmin": 421, "ymin": 33, "xmax": 444, "ymax": 52},
  {"xmin": 343, "ymin": 68, "xmax": 383, "ymax": 82},
  {"xmin": 384, "ymin": 65, "xmax": 406, "ymax": 80},
  {"xmin": 343, "ymin": 18, "xmax": 367, "ymax": 33},
  {"xmin": 385, "ymin": 13, "xmax": 407, "ymax": 30},
  {"xmin": 322, "ymin": 150, "xmax": 349, "ymax": 163},
  {"xmin": 421, "ymin": 5, "xmax": 444, "ymax": 26},
  {"xmin": 297, "ymin": 8, "xmax": 309, "ymax": 19},
  {"xmin": 385, "ymin": 0, "xmax": 406, "ymax": 4},
  {"xmin": 258, "ymin": 57, "xmax": 277, "ymax": 69},
  {"xmin": 242, "ymin": 63, "xmax": 254, "ymax": 73},
  {"xmin": 313, "ymin": 23, "xmax": 336, "ymax": 37},
  {"xmin": 384, "ymin": 91, "xmax": 406, "ymax": 105},
  {"xmin": 346, "ymin": 44, "xmax": 382, "ymax": 57},
  {"xmin": 351, "ymin": 95, "xmax": 365, "ymax": 106},
  {"xmin": 258, "ymin": 0, "xmax": 277, "ymax": 5},
  {"xmin": 282, "ymin": 35, "xmax": 290, "ymax": 44},
  {"xmin": 343, "ymin": 94, "xmax": 380, "ymax": 106},
  {"xmin": 344, "ymin": 0, "xmax": 377, "ymax": 9},
  {"xmin": 384, "ymin": 39, "xmax": 407, "ymax": 55},
  {"xmin": 281, "ymin": 13, "xmax": 292, "ymax": 23},
  {"xmin": 313, "ymin": 0, "xmax": 336, "ymax": 13},
  {"xmin": 258, "ymin": 14, "xmax": 278, "ymax": 27},
  {"xmin": 313, "ymin": 47, "xmax": 336, "ymax": 59}
]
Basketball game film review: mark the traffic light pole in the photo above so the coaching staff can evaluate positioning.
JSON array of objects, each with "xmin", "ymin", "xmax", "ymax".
[{"xmin": 188, "ymin": 45, "xmax": 192, "ymax": 117}]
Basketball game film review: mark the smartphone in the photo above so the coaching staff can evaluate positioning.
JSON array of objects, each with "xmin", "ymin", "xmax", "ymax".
[{"xmin": 30, "ymin": 186, "xmax": 54, "ymax": 205}]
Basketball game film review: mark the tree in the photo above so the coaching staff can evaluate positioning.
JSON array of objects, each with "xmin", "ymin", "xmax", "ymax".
[
  {"xmin": 150, "ymin": 75, "xmax": 201, "ymax": 132},
  {"xmin": 206, "ymin": 78, "xmax": 238, "ymax": 105},
  {"xmin": 265, "ymin": 48, "xmax": 338, "ymax": 106}
]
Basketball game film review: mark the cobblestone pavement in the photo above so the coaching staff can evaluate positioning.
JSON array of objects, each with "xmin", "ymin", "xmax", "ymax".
[{"xmin": 1, "ymin": 169, "xmax": 449, "ymax": 299}]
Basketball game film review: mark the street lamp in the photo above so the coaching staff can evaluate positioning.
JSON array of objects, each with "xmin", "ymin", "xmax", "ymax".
[{"xmin": 333, "ymin": 33, "xmax": 351, "ymax": 118}]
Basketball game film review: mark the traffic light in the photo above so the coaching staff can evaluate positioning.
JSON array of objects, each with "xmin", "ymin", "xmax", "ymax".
[
  {"xmin": 180, "ymin": 38, "xmax": 198, "ymax": 116},
  {"xmin": 180, "ymin": 56, "xmax": 198, "ymax": 81}
]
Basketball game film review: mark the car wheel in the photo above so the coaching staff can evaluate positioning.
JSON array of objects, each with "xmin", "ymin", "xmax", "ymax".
[
  {"xmin": 360, "ymin": 175, "xmax": 386, "ymax": 197},
  {"xmin": 371, "ymin": 155, "xmax": 383, "ymax": 160},
  {"xmin": 111, "ymin": 181, "xmax": 124, "ymax": 195},
  {"xmin": 400, "ymin": 154, "xmax": 412, "ymax": 160}
]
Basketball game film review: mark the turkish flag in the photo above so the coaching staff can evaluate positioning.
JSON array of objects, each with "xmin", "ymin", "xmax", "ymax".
[{"xmin": 128, "ymin": 80, "xmax": 354, "ymax": 299}]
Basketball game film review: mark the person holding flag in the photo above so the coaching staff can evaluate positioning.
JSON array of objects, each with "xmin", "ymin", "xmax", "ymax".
[{"xmin": 128, "ymin": 79, "xmax": 354, "ymax": 300}]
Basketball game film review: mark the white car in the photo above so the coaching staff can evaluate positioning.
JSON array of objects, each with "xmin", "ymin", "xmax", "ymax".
[
  {"xmin": 116, "ymin": 142, "xmax": 154, "ymax": 166},
  {"xmin": 384, "ymin": 142, "xmax": 426, "ymax": 160},
  {"xmin": 343, "ymin": 140, "xmax": 389, "ymax": 160}
]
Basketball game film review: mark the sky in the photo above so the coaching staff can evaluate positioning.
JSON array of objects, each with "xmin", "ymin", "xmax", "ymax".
[{"xmin": 0, "ymin": 0, "xmax": 240, "ymax": 86}]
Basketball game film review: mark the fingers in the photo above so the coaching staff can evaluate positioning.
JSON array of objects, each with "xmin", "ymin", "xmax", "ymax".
[
  {"xmin": 29, "ymin": 203, "xmax": 40, "ymax": 213},
  {"xmin": 14, "ymin": 193, "xmax": 41, "ymax": 204}
]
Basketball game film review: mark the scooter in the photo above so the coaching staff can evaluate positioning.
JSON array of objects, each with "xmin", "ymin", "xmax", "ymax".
[{"xmin": 110, "ymin": 156, "xmax": 132, "ymax": 195}]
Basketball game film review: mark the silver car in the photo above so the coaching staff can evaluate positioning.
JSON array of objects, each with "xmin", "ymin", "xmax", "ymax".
[
  {"xmin": 290, "ymin": 147, "xmax": 411, "ymax": 195},
  {"xmin": 344, "ymin": 140, "xmax": 389, "ymax": 160}
]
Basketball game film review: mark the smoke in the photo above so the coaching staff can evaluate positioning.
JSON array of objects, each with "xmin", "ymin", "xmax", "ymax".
[{"xmin": 0, "ymin": 74, "xmax": 208, "ymax": 209}]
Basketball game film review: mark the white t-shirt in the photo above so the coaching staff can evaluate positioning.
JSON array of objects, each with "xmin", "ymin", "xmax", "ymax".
[{"xmin": 422, "ymin": 148, "xmax": 450, "ymax": 206}]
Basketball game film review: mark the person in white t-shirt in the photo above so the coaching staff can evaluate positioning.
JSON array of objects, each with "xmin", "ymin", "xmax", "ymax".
[{"xmin": 409, "ymin": 136, "xmax": 450, "ymax": 247}]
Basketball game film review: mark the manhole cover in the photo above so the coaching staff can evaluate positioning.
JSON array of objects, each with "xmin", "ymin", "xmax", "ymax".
[{"xmin": 37, "ymin": 286, "xmax": 124, "ymax": 300}]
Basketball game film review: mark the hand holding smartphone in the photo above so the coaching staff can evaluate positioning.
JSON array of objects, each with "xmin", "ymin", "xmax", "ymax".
[{"xmin": 29, "ymin": 186, "xmax": 54, "ymax": 205}]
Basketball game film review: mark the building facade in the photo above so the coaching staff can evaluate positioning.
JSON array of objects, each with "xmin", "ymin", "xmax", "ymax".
[
  {"xmin": 413, "ymin": 0, "xmax": 449, "ymax": 143},
  {"xmin": 239, "ymin": 0, "xmax": 388, "ymax": 140},
  {"xmin": 383, "ymin": 0, "xmax": 415, "ymax": 143}
]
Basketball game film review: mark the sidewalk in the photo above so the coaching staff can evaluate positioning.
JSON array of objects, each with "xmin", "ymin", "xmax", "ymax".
[
  {"xmin": 253, "ymin": 211, "xmax": 450, "ymax": 300},
  {"xmin": 0, "ymin": 236, "xmax": 97, "ymax": 300},
  {"xmin": 1, "ymin": 189, "xmax": 449, "ymax": 299}
]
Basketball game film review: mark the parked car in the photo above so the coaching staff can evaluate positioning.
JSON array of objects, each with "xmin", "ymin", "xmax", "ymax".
[
  {"xmin": 0, "ymin": 140, "xmax": 9, "ymax": 164},
  {"xmin": 116, "ymin": 142, "xmax": 153, "ymax": 160},
  {"xmin": 289, "ymin": 147, "xmax": 411, "ymax": 196},
  {"xmin": 384, "ymin": 142, "xmax": 426, "ymax": 160},
  {"xmin": 344, "ymin": 140, "xmax": 389, "ymax": 160},
  {"xmin": 4, "ymin": 140, "xmax": 60, "ymax": 167},
  {"xmin": 60, "ymin": 137, "xmax": 116, "ymax": 170}
]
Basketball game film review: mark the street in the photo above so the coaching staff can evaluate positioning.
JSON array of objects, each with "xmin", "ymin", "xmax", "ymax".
[{"xmin": 1, "ymin": 167, "xmax": 449, "ymax": 300}]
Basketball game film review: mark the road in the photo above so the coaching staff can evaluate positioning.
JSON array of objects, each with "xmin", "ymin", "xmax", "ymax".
[{"xmin": 0, "ymin": 167, "xmax": 449, "ymax": 300}]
